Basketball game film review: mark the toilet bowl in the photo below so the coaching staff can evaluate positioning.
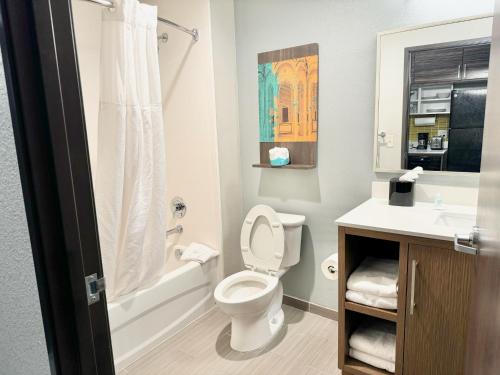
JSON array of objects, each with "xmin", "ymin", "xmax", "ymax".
[{"xmin": 214, "ymin": 205, "xmax": 305, "ymax": 352}]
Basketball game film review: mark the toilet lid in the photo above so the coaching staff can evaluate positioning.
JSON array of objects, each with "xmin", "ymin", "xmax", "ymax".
[{"xmin": 240, "ymin": 205, "xmax": 284, "ymax": 274}]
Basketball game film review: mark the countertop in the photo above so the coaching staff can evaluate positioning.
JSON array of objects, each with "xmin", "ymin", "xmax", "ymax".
[
  {"xmin": 335, "ymin": 198, "xmax": 476, "ymax": 241},
  {"xmin": 408, "ymin": 149, "xmax": 448, "ymax": 155}
]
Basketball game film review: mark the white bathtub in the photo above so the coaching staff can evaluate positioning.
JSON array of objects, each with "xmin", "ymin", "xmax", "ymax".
[{"xmin": 108, "ymin": 259, "xmax": 218, "ymax": 371}]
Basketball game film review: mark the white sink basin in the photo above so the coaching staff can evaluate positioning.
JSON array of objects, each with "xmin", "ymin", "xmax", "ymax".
[
  {"xmin": 335, "ymin": 198, "xmax": 477, "ymax": 241},
  {"xmin": 434, "ymin": 212, "xmax": 476, "ymax": 231}
]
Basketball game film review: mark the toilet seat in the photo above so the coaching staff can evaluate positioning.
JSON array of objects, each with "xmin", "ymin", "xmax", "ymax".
[
  {"xmin": 214, "ymin": 270, "xmax": 278, "ymax": 305},
  {"xmin": 240, "ymin": 205, "xmax": 284, "ymax": 274}
]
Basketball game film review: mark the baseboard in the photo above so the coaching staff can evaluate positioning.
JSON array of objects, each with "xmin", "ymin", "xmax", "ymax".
[{"xmin": 283, "ymin": 295, "xmax": 338, "ymax": 321}]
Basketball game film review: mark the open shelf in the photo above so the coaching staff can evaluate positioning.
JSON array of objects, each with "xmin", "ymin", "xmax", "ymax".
[
  {"xmin": 345, "ymin": 301, "xmax": 397, "ymax": 323},
  {"xmin": 409, "ymin": 111, "xmax": 450, "ymax": 116},
  {"xmin": 252, "ymin": 163, "xmax": 315, "ymax": 169},
  {"xmin": 344, "ymin": 357, "xmax": 394, "ymax": 375},
  {"xmin": 339, "ymin": 230, "xmax": 403, "ymax": 374},
  {"xmin": 420, "ymin": 97, "xmax": 450, "ymax": 102}
]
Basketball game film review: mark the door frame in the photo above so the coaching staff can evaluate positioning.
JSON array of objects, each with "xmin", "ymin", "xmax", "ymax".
[{"xmin": 0, "ymin": 1, "xmax": 114, "ymax": 374}]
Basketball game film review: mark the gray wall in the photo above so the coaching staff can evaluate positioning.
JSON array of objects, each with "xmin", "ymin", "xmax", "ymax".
[
  {"xmin": 0, "ymin": 56, "xmax": 51, "ymax": 374},
  {"xmin": 234, "ymin": 0, "xmax": 494, "ymax": 309}
]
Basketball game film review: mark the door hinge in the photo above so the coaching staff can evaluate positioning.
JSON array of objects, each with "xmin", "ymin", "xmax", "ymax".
[{"xmin": 85, "ymin": 273, "xmax": 106, "ymax": 305}]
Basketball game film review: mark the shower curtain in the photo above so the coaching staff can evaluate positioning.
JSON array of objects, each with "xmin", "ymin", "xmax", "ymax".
[{"xmin": 96, "ymin": 0, "xmax": 166, "ymax": 301}]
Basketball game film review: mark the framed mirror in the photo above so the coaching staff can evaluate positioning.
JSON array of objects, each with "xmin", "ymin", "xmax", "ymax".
[{"xmin": 373, "ymin": 15, "xmax": 493, "ymax": 174}]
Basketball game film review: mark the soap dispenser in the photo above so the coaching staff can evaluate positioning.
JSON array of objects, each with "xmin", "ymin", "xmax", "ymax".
[{"xmin": 434, "ymin": 193, "xmax": 444, "ymax": 210}]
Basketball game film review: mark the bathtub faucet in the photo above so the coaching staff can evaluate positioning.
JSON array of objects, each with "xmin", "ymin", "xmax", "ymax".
[{"xmin": 166, "ymin": 225, "xmax": 183, "ymax": 237}]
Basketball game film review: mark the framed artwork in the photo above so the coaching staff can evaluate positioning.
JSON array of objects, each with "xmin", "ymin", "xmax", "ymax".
[{"xmin": 255, "ymin": 43, "xmax": 319, "ymax": 168}]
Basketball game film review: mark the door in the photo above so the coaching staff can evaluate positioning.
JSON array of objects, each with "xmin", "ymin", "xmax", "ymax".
[
  {"xmin": 449, "ymin": 87, "xmax": 487, "ymax": 129},
  {"xmin": 463, "ymin": 44, "xmax": 491, "ymax": 80},
  {"xmin": 446, "ymin": 128, "xmax": 483, "ymax": 172},
  {"xmin": 411, "ymin": 47, "xmax": 463, "ymax": 83},
  {"xmin": 0, "ymin": 1, "xmax": 115, "ymax": 374},
  {"xmin": 464, "ymin": 0, "xmax": 500, "ymax": 372},
  {"xmin": 403, "ymin": 244, "xmax": 474, "ymax": 375},
  {"xmin": 447, "ymin": 87, "xmax": 487, "ymax": 172}
]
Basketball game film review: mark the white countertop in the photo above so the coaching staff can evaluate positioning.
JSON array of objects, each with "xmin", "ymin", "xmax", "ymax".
[
  {"xmin": 335, "ymin": 198, "xmax": 476, "ymax": 241},
  {"xmin": 408, "ymin": 149, "xmax": 448, "ymax": 155}
]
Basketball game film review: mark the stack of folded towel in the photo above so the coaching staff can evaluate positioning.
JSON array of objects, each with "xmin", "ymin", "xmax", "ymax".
[
  {"xmin": 349, "ymin": 321, "xmax": 396, "ymax": 373},
  {"xmin": 346, "ymin": 257, "xmax": 399, "ymax": 310}
]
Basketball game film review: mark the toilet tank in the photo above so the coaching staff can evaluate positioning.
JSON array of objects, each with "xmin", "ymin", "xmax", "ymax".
[{"xmin": 277, "ymin": 212, "xmax": 306, "ymax": 268}]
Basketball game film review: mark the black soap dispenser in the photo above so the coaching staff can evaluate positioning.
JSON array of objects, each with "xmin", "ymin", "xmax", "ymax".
[{"xmin": 389, "ymin": 177, "xmax": 415, "ymax": 207}]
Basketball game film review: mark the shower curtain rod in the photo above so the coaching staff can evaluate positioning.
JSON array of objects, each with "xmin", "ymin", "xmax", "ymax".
[{"xmin": 80, "ymin": 0, "xmax": 199, "ymax": 41}]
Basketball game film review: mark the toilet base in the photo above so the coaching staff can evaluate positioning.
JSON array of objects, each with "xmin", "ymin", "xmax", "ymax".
[{"xmin": 229, "ymin": 282, "xmax": 284, "ymax": 352}]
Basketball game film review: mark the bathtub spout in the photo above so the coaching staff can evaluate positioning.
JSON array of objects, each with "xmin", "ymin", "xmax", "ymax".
[{"xmin": 166, "ymin": 225, "xmax": 183, "ymax": 237}]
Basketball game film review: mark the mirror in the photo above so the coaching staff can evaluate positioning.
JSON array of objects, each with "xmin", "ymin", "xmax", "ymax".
[{"xmin": 374, "ymin": 15, "xmax": 493, "ymax": 173}]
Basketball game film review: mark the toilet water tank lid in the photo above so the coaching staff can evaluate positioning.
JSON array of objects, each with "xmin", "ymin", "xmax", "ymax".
[
  {"xmin": 240, "ymin": 205, "xmax": 284, "ymax": 274},
  {"xmin": 276, "ymin": 212, "xmax": 306, "ymax": 227}
]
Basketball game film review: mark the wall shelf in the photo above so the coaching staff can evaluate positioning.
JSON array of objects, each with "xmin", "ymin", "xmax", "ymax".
[
  {"xmin": 345, "ymin": 301, "xmax": 398, "ymax": 323},
  {"xmin": 252, "ymin": 163, "xmax": 315, "ymax": 170},
  {"xmin": 344, "ymin": 357, "xmax": 394, "ymax": 375},
  {"xmin": 409, "ymin": 112, "xmax": 450, "ymax": 116}
]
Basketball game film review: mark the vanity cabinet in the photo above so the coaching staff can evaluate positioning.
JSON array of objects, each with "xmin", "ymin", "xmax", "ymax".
[
  {"xmin": 403, "ymin": 244, "xmax": 474, "ymax": 375},
  {"xmin": 338, "ymin": 227, "xmax": 475, "ymax": 375}
]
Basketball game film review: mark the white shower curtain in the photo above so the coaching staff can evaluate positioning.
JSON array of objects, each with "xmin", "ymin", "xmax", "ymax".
[{"xmin": 96, "ymin": 0, "xmax": 166, "ymax": 301}]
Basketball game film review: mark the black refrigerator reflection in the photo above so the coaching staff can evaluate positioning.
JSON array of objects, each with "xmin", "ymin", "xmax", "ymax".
[{"xmin": 447, "ymin": 86, "xmax": 487, "ymax": 172}]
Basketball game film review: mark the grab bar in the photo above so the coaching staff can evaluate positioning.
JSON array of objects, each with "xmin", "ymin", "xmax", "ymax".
[{"xmin": 166, "ymin": 225, "xmax": 183, "ymax": 237}]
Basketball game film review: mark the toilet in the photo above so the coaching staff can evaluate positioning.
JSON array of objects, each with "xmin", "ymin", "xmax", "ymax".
[{"xmin": 214, "ymin": 204, "xmax": 305, "ymax": 352}]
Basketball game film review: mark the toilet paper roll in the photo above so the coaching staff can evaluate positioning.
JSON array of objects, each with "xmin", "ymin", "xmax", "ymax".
[{"xmin": 321, "ymin": 253, "xmax": 338, "ymax": 281}]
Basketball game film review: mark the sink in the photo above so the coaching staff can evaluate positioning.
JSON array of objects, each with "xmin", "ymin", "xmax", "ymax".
[{"xmin": 434, "ymin": 212, "xmax": 476, "ymax": 230}]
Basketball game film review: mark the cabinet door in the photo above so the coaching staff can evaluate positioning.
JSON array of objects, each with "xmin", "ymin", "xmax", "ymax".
[
  {"xmin": 407, "ymin": 155, "xmax": 443, "ymax": 171},
  {"xmin": 412, "ymin": 47, "xmax": 463, "ymax": 83},
  {"xmin": 463, "ymin": 44, "xmax": 491, "ymax": 80},
  {"xmin": 403, "ymin": 244, "xmax": 474, "ymax": 375}
]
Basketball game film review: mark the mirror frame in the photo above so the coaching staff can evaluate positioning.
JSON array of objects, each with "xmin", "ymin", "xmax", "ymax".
[{"xmin": 373, "ymin": 13, "xmax": 494, "ymax": 176}]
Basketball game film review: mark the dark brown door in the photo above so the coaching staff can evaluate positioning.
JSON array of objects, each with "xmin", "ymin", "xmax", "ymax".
[
  {"xmin": 403, "ymin": 244, "xmax": 474, "ymax": 375},
  {"xmin": 463, "ymin": 44, "xmax": 491, "ymax": 80},
  {"xmin": 464, "ymin": 0, "xmax": 500, "ymax": 372},
  {"xmin": 0, "ymin": 1, "xmax": 115, "ymax": 374},
  {"xmin": 412, "ymin": 47, "xmax": 463, "ymax": 83}
]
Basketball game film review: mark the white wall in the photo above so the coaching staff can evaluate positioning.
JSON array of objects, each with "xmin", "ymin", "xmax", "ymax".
[
  {"xmin": 147, "ymin": 0, "xmax": 222, "ymax": 272},
  {"xmin": 210, "ymin": 0, "xmax": 243, "ymax": 276},
  {"xmin": 0, "ymin": 54, "xmax": 50, "ymax": 375},
  {"xmin": 72, "ymin": 1, "xmax": 101, "ymax": 172},
  {"xmin": 72, "ymin": 0, "xmax": 225, "ymax": 275},
  {"xmin": 234, "ymin": 0, "xmax": 494, "ymax": 310}
]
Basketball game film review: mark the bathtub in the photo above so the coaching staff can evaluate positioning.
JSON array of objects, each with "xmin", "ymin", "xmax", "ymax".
[{"xmin": 108, "ymin": 259, "xmax": 218, "ymax": 371}]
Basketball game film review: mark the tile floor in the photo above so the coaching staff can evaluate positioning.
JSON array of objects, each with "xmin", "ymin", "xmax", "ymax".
[{"xmin": 119, "ymin": 304, "xmax": 340, "ymax": 375}]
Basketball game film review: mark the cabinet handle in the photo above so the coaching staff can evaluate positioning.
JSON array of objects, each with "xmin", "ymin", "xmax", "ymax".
[
  {"xmin": 458, "ymin": 64, "xmax": 461, "ymax": 79},
  {"xmin": 463, "ymin": 63, "xmax": 467, "ymax": 79},
  {"xmin": 410, "ymin": 260, "xmax": 418, "ymax": 315}
]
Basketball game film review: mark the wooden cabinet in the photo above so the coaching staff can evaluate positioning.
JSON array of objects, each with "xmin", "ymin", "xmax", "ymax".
[
  {"xmin": 407, "ymin": 154, "xmax": 445, "ymax": 171},
  {"xmin": 338, "ymin": 227, "xmax": 475, "ymax": 375},
  {"xmin": 403, "ymin": 244, "xmax": 474, "ymax": 375},
  {"xmin": 412, "ymin": 47, "xmax": 463, "ymax": 84},
  {"xmin": 463, "ymin": 44, "xmax": 491, "ymax": 80},
  {"xmin": 410, "ymin": 44, "xmax": 490, "ymax": 84}
]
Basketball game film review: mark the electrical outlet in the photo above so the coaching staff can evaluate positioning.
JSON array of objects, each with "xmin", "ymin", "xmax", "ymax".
[
  {"xmin": 438, "ymin": 130, "xmax": 448, "ymax": 138},
  {"xmin": 386, "ymin": 134, "xmax": 394, "ymax": 148}
]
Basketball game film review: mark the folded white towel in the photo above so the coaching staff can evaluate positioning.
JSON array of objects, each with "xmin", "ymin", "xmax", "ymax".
[
  {"xmin": 349, "ymin": 348, "xmax": 395, "ymax": 373},
  {"xmin": 346, "ymin": 290, "xmax": 397, "ymax": 310},
  {"xmin": 347, "ymin": 257, "xmax": 399, "ymax": 298},
  {"xmin": 180, "ymin": 242, "xmax": 219, "ymax": 264},
  {"xmin": 349, "ymin": 321, "xmax": 396, "ymax": 363}
]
